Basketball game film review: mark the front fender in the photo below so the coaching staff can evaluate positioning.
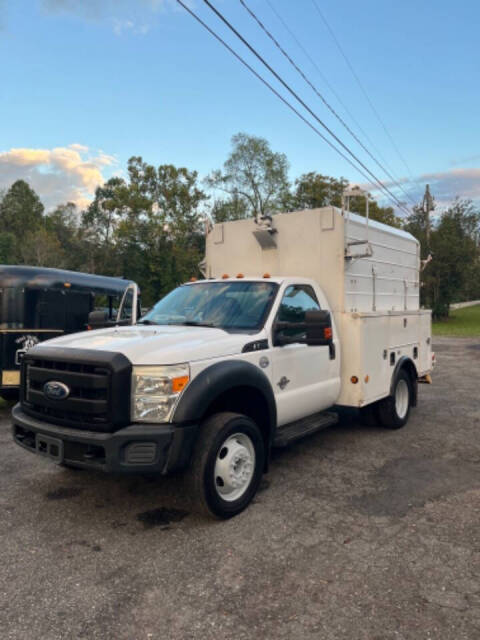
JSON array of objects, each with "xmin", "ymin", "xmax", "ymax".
[{"xmin": 173, "ymin": 359, "xmax": 277, "ymax": 436}]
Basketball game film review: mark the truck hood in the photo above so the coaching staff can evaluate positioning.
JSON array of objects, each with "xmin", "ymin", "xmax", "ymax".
[{"xmin": 35, "ymin": 325, "xmax": 257, "ymax": 365}]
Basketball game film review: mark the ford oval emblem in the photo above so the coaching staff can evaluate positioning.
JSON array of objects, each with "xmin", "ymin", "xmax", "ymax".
[{"xmin": 43, "ymin": 381, "xmax": 70, "ymax": 400}]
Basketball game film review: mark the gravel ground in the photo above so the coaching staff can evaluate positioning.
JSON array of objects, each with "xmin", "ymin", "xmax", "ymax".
[{"xmin": 1, "ymin": 336, "xmax": 479, "ymax": 640}]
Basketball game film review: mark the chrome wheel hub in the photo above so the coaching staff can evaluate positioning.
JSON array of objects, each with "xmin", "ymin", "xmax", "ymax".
[
  {"xmin": 395, "ymin": 379, "xmax": 409, "ymax": 419},
  {"xmin": 214, "ymin": 433, "xmax": 255, "ymax": 502}
]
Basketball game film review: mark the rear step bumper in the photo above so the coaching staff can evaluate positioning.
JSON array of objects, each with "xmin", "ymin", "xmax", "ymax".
[{"xmin": 11, "ymin": 404, "xmax": 198, "ymax": 474}]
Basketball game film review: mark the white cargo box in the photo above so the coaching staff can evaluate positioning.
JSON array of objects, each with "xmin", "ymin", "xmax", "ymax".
[
  {"xmin": 205, "ymin": 207, "xmax": 420, "ymax": 314},
  {"xmin": 205, "ymin": 208, "xmax": 432, "ymax": 408}
]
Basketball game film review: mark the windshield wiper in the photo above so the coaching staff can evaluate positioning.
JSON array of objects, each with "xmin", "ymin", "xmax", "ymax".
[
  {"xmin": 137, "ymin": 319, "xmax": 158, "ymax": 325},
  {"xmin": 171, "ymin": 320, "xmax": 218, "ymax": 328}
]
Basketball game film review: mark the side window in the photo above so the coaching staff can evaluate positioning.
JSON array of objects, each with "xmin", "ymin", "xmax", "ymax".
[
  {"xmin": 277, "ymin": 285, "xmax": 320, "ymax": 322},
  {"xmin": 118, "ymin": 289, "xmax": 133, "ymax": 322},
  {"xmin": 275, "ymin": 285, "xmax": 320, "ymax": 341},
  {"xmin": 94, "ymin": 294, "xmax": 120, "ymax": 321}
]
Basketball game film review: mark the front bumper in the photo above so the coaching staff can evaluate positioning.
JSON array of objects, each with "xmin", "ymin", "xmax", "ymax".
[{"xmin": 12, "ymin": 404, "xmax": 198, "ymax": 474}]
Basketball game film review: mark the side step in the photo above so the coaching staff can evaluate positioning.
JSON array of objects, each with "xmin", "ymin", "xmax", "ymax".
[{"xmin": 273, "ymin": 411, "xmax": 338, "ymax": 448}]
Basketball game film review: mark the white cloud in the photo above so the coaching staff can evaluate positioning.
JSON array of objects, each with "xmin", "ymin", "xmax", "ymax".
[
  {"xmin": 418, "ymin": 167, "xmax": 480, "ymax": 205},
  {"xmin": 112, "ymin": 18, "xmax": 150, "ymax": 36},
  {"xmin": 362, "ymin": 166, "xmax": 480, "ymax": 213},
  {"xmin": 69, "ymin": 142, "xmax": 89, "ymax": 152},
  {"xmin": 0, "ymin": 144, "xmax": 117, "ymax": 211},
  {"xmin": 40, "ymin": 0, "xmax": 182, "ymax": 34}
]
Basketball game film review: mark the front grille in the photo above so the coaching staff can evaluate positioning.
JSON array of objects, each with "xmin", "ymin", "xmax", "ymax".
[{"xmin": 21, "ymin": 347, "xmax": 132, "ymax": 432}]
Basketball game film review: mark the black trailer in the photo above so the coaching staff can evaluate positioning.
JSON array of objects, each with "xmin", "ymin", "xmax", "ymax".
[{"xmin": 0, "ymin": 266, "xmax": 138, "ymax": 397}]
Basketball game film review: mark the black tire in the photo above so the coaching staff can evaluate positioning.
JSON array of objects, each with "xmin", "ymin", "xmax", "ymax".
[
  {"xmin": 359, "ymin": 402, "xmax": 380, "ymax": 426},
  {"xmin": 185, "ymin": 412, "xmax": 265, "ymax": 519},
  {"xmin": 377, "ymin": 370, "xmax": 412, "ymax": 430}
]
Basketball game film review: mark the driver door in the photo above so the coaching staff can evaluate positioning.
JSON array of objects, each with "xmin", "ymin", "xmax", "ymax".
[{"xmin": 271, "ymin": 284, "xmax": 340, "ymax": 426}]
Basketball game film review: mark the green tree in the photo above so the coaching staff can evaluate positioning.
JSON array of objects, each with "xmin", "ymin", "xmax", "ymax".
[
  {"xmin": 206, "ymin": 133, "xmax": 290, "ymax": 219},
  {"xmin": 0, "ymin": 232, "xmax": 16, "ymax": 263},
  {"xmin": 82, "ymin": 177, "xmax": 128, "ymax": 267},
  {"xmin": 20, "ymin": 227, "xmax": 65, "ymax": 267},
  {"xmin": 0, "ymin": 180, "xmax": 44, "ymax": 261},
  {"xmin": 210, "ymin": 196, "xmax": 249, "ymax": 223},
  {"xmin": 82, "ymin": 157, "xmax": 207, "ymax": 305},
  {"xmin": 348, "ymin": 195, "xmax": 402, "ymax": 228},
  {"xmin": 44, "ymin": 203, "xmax": 84, "ymax": 269},
  {"xmin": 292, "ymin": 172, "xmax": 402, "ymax": 227},
  {"xmin": 406, "ymin": 198, "xmax": 480, "ymax": 317},
  {"xmin": 292, "ymin": 172, "xmax": 347, "ymax": 209}
]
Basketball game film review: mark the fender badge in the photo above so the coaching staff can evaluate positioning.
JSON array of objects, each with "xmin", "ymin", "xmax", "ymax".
[{"xmin": 259, "ymin": 356, "xmax": 269, "ymax": 369}]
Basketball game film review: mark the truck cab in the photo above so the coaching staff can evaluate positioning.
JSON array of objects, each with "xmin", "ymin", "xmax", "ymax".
[{"xmin": 12, "ymin": 208, "xmax": 434, "ymax": 518}]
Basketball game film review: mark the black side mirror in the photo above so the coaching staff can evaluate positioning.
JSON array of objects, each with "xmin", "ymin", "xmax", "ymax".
[
  {"xmin": 273, "ymin": 310, "xmax": 334, "ymax": 348},
  {"xmin": 305, "ymin": 310, "xmax": 333, "ymax": 346},
  {"xmin": 87, "ymin": 310, "xmax": 109, "ymax": 330}
]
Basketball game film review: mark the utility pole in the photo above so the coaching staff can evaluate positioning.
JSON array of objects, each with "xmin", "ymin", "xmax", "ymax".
[{"xmin": 422, "ymin": 184, "xmax": 434, "ymax": 249}]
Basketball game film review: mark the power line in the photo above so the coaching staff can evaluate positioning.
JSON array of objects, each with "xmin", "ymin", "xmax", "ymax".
[
  {"xmin": 199, "ymin": 0, "xmax": 410, "ymax": 215},
  {"xmin": 173, "ymin": 0, "xmax": 397, "ymax": 196},
  {"xmin": 240, "ymin": 0, "xmax": 417, "ymax": 208},
  {"xmin": 264, "ymin": 0, "xmax": 396, "ymax": 179},
  {"xmin": 310, "ymin": 0, "xmax": 416, "ymax": 183}
]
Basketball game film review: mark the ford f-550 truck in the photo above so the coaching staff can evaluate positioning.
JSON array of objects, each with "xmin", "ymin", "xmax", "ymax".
[{"xmin": 12, "ymin": 207, "xmax": 434, "ymax": 518}]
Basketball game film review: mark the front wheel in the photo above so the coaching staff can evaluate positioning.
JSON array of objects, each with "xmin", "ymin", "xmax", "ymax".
[
  {"xmin": 377, "ymin": 370, "xmax": 413, "ymax": 429},
  {"xmin": 185, "ymin": 412, "xmax": 265, "ymax": 519}
]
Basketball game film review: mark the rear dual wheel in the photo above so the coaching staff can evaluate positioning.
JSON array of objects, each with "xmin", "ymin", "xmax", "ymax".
[
  {"xmin": 186, "ymin": 412, "xmax": 265, "ymax": 519},
  {"xmin": 360, "ymin": 369, "xmax": 413, "ymax": 430}
]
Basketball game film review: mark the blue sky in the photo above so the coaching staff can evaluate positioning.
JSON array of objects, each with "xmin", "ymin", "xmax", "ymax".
[{"xmin": 1, "ymin": 0, "xmax": 479, "ymax": 213}]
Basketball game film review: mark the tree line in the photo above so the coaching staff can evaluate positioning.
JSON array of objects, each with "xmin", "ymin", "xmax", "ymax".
[{"xmin": 1, "ymin": 133, "xmax": 479, "ymax": 316}]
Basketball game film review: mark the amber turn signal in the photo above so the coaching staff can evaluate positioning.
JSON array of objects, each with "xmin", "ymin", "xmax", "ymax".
[
  {"xmin": 221, "ymin": 274, "xmax": 229, "ymax": 279},
  {"xmin": 350, "ymin": 376, "xmax": 359, "ymax": 384},
  {"xmin": 172, "ymin": 375, "xmax": 190, "ymax": 393}
]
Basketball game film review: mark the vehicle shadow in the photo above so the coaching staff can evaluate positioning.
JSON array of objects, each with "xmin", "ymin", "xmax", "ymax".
[{"xmin": 10, "ymin": 407, "xmax": 377, "ymax": 529}]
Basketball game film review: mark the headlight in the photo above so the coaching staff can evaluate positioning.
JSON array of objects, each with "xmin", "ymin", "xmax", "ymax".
[{"xmin": 131, "ymin": 364, "xmax": 190, "ymax": 423}]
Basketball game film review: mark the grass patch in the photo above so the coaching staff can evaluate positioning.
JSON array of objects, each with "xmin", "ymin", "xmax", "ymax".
[{"xmin": 433, "ymin": 304, "xmax": 480, "ymax": 337}]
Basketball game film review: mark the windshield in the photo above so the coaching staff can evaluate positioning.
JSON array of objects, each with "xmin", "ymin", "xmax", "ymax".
[{"xmin": 140, "ymin": 281, "xmax": 278, "ymax": 332}]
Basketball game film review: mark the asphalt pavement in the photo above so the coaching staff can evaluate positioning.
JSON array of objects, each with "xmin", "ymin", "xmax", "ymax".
[{"xmin": 1, "ymin": 336, "xmax": 480, "ymax": 639}]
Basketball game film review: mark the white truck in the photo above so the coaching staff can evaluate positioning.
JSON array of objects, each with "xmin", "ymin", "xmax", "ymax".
[{"xmin": 12, "ymin": 207, "xmax": 434, "ymax": 518}]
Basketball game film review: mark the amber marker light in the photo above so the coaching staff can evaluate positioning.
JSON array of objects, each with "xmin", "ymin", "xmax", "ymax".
[
  {"xmin": 263, "ymin": 273, "xmax": 271, "ymax": 278},
  {"xmin": 236, "ymin": 273, "xmax": 244, "ymax": 278},
  {"xmin": 172, "ymin": 375, "xmax": 190, "ymax": 393},
  {"xmin": 222, "ymin": 274, "xmax": 229, "ymax": 279},
  {"xmin": 365, "ymin": 375, "xmax": 370, "ymax": 383},
  {"xmin": 64, "ymin": 282, "xmax": 71, "ymax": 288},
  {"xmin": 324, "ymin": 327, "xmax": 333, "ymax": 340},
  {"xmin": 189, "ymin": 277, "xmax": 197, "ymax": 282},
  {"xmin": 351, "ymin": 376, "xmax": 359, "ymax": 384}
]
